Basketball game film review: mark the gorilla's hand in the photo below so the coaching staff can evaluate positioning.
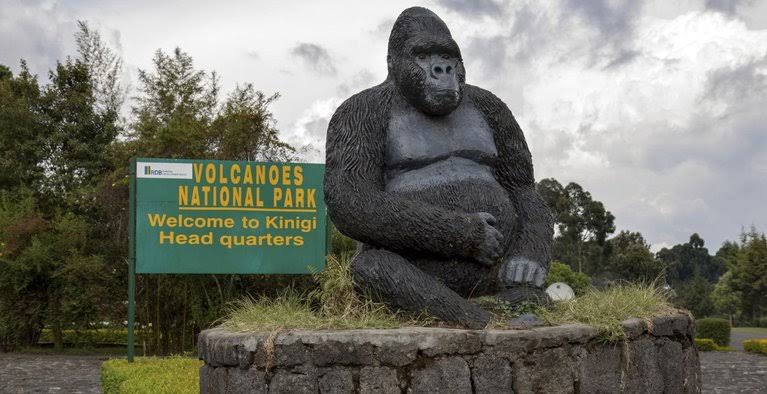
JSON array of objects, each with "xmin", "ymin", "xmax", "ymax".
[
  {"xmin": 473, "ymin": 212, "xmax": 503, "ymax": 266},
  {"xmin": 499, "ymin": 257, "xmax": 546, "ymax": 288}
]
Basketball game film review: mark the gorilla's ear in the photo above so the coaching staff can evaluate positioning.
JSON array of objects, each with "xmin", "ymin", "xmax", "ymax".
[{"xmin": 386, "ymin": 54, "xmax": 393, "ymax": 74}]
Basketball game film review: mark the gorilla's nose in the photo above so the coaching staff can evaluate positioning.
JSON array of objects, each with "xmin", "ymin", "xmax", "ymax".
[{"xmin": 431, "ymin": 63, "xmax": 453, "ymax": 78}]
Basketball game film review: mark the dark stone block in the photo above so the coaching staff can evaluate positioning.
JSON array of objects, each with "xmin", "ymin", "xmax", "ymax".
[
  {"xmin": 624, "ymin": 338, "xmax": 664, "ymax": 393},
  {"xmin": 359, "ymin": 366, "xmax": 399, "ymax": 394},
  {"xmin": 318, "ymin": 368, "xmax": 354, "ymax": 394},
  {"xmin": 578, "ymin": 346, "xmax": 623, "ymax": 393},
  {"xmin": 410, "ymin": 357, "xmax": 472, "ymax": 393},
  {"xmin": 471, "ymin": 353, "xmax": 512, "ymax": 393},
  {"xmin": 268, "ymin": 365, "xmax": 318, "ymax": 394},
  {"xmin": 228, "ymin": 368, "xmax": 266, "ymax": 394},
  {"xmin": 514, "ymin": 348, "xmax": 575, "ymax": 393}
]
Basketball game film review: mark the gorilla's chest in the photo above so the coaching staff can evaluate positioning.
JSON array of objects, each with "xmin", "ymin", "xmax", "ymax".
[{"xmin": 386, "ymin": 99, "xmax": 497, "ymax": 169}]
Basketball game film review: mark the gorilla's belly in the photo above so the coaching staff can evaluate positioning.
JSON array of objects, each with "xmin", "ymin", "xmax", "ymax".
[{"xmin": 386, "ymin": 158, "xmax": 517, "ymax": 239}]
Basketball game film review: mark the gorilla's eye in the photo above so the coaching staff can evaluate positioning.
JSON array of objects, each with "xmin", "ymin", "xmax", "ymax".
[
  {"xmin": 417, "ymin": 54, "xmax": 427, "ymax": 61},
  {"xmin": 441, "ymin": 54, "xmax": 450, "ymax": 60}
]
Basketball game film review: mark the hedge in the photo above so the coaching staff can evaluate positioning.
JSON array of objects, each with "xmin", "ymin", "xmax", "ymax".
[
  {"xmin": 696, "ymin": 318, "xmax": 730, "ymax": 347},
  {"xmin": 101, "ymin": 357, "xmax": 202, "ymax": 394},
  {"xmin": 743, "ymin": 339, "xmax": 767, "ymax": 356},
  {"xmin": 694, "ymin": 338, "xmax": 718, "ymax": 351},
  {"xmin": 39, "ymin": 328, "xmax": 148, "ymax": 345},
  {"xmin": 757, "ymin": 317, "xmax": 767, "ymax": 328}
]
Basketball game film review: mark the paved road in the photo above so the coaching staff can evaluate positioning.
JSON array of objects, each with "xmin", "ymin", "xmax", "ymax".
[
  {"xmin": 0, "ymin": 350, "xmax": 765, "ymax": 393},
  {"xmin": 0, "ymin": 354, "xmax": 105, "ymax": 393},
  {"xmin": 701, "ymin": 351, "xmax": 767, "ymax": 393}
]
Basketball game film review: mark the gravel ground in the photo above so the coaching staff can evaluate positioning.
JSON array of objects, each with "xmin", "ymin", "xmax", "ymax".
[{"xmin": 0, "ymin": 354, "xmax": 105, "ymax": 393}]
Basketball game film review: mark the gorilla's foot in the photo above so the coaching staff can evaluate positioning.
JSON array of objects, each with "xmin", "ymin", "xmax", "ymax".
[
  {"xmin": 497, "ymin": 284, "xmax": 551, "ymax": 307},
  {"xmin": 352, "ymin": 249, "xmax": 490, "ymax": 329}
]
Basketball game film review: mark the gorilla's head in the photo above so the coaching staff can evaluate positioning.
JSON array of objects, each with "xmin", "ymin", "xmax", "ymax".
[{"xmin": 387, "ymin": 7, "xmax": 465, "ymax": 116}]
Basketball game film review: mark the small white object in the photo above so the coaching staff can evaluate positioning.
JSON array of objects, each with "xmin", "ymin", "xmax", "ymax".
[{"xmin": 546, "ymin": 282, "xmax": 575, "ymax": 301}]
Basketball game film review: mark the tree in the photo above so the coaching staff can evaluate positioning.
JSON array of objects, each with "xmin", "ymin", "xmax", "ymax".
[
  {"xmin": 131, "ymin": 48, "xmax": 219, "ymax": 158},
  {"xmin": 712, "ymin": 271, "xmax": 740, "ymax": 325},
  {"xmin": 676, "ymin": 273, "xmax": 715, "ymax": 318},
  {"xmin": 604, "ymin": 231, "xmax": 664, "ymax": 283},
  {"xmin": 0, "ymin": 62, "xmax": 46, "ymax": 192},
  {"xmin": 656, "ymin": 233, "xmax": 725, "ymax": 285},
  {"xmin": 211, "ymin": 84, "xmax": 294, "ymax": 161},
  {"xmin": 730, "ymin": 228, "xmax": 767, "ymax": 321},
  {"xmin": 536, "ymin": 178, "xmax": 615, "ymax": 273}
]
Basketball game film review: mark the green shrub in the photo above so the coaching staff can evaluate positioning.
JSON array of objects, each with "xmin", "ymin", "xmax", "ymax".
[
  {"xmin": 39, "ymin": 328, "xmax": 148, "ymax": 345},
  {"xmin": 757, "ymin": 317, "xmax": 767, "ymax": 328},
  {"xmin": 545, "ymin": 261, "xmax": 592, "ymax": 295},
  {"xmin": 696, "ymin": 318, "xmax": 731, "ymax": 347},
  {"xmin": 100, "ymin": 357, "xmax": 202, "ymax": 394},
  {"xmin": 694, "ymin": 338, "xmax": 718, "ymax": 351},
  {"xmin": 743, "ymin": 339, "xmax": 767, "ymax": 355}
]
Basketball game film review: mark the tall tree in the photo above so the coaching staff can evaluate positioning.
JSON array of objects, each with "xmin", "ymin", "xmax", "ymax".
[
  {"xmin": 537, "ymin": 178, "xmax": 615, "ymax": 273},
  {"xmin": 604, "ymin": 231, "xmax": 664, "ymax": 283},
  {"xmin": 130, "ymin": 48, "xmax": 219, "ymax": 158},
  {"xmin": 656, "ymin": 233, "xmax": 725, "ymax": 285},
  {"xmin": 211, "ymin": 84, "xmax": 294, "ymax": 161},
  {"xmin": 730, "ymin": 228, "xmax": 767, "ymax": 321},
  {"xmin": 0, "ymin": 63, "xmax": 45, "ymax": 192}
]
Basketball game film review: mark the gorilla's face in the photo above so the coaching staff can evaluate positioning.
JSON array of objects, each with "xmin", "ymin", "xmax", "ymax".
[{"xmin": 391, "ymin": 37, "xmax": 465, "ymax": 116}]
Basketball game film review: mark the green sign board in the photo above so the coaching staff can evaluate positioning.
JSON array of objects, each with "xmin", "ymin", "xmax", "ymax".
[{"xmin": 129, "ymin": 157, "xmax": 327, "ymax": 274}]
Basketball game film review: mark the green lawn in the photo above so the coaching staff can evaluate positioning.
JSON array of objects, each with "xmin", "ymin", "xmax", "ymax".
[
  {"xmin": 732, "ymin": 327, "xmax": 767, "ymax": 336},
  {"xmin": 101, "ymin": 357, "xmax": 202, "ymax": 394}
]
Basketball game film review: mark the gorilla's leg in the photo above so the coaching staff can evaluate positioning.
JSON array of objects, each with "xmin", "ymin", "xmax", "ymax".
[{"xmin": 352, "ymin": 249, "xmax": 491, "ymax": 329}]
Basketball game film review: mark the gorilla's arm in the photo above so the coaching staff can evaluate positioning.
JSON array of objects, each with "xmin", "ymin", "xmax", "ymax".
[
  {"xmin": 325, "ymin": 85, "xmax": 489, "ymax": 260},
  {"xmin": 467, "ymin": 85, "xmax": 554, "ymax": 268}
]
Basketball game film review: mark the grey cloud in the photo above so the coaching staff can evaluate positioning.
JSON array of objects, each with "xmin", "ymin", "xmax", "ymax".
[
  {"xmin": 0, "ymin": 1, "xmax": 76, "ymax": 77},
  {"xmin": 603, "ymin": 49, "xmax": 640, "ymax": 69},
  {"xmin": 372, "ymin": 18, "xmax": 394, "ymax": 37},
  {"xmin": 245, "ymin": 50, "xmax": 259, "ymax": 59},
  {"xmin": 705, "ymin": 55, "xmax": 767, "ymax": 104},
  {"xmin": 437, "ymin": 0, "xmax": 506, "ymax": 19},
  {"xmin": 564, "ymin": 0, "xmax": 642, "ymax": 37},
  {"xmin": 704, "ymin": 0, "xmax": 752, "ymax": 14},
  {"xmin": 563, "ymin": 0, "xmax": 644, "ymax": 67},
  {"xmin": 336, "ymin": 70, "xmax": 376, "ymax": 97},
  {"xmin": 290, "ymin": 42, "xmax": 337, "ymax": 76}
]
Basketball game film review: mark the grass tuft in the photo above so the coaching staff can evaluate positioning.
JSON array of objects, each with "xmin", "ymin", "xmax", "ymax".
[
  {"xmin": 220, "ymin": 256, "xmax": 676, "ymax": 340},
  {"xmin": 540, "ymin": 282, "xmax": 676, "ymax": 341},
  {"xmin": 220, "ymin": 255, "xmax": 428, "ymax": 331}
]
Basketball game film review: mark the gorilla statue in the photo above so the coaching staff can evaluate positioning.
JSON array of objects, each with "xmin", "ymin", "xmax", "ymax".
[{"xmin": 324, "ymin": 7, "xmax": 554, "ymax": 328}]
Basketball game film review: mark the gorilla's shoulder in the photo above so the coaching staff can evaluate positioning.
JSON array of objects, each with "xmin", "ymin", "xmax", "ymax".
[{"xmin": 464, "ymin": 84, "xmax": 510, "ymax": 111}]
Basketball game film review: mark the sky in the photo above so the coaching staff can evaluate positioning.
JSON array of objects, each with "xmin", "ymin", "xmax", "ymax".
[{"xmin": 1, "ymin": 0, "xmax": 766, "ymax": 252}]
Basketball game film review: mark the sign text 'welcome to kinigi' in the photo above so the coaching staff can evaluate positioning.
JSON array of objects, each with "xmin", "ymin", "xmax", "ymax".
[{"xmin": 130, "ymin": 158, "xmax": 327, "ymax": 274}]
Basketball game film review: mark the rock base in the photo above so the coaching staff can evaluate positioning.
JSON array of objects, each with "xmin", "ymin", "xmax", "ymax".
[{"xmin": 198, "ymin": 313, "xmax": 700, "ymax": 393}]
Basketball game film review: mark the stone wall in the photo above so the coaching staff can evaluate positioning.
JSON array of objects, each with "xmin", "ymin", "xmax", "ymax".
[{"xmin": 198, "ymin": 313, "xmax": 700, "ymax": 393}]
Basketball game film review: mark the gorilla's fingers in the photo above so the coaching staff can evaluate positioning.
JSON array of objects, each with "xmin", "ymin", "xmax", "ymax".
[
  {"xmin": 525, "ymin": 264, "xmax": 537, "ymax": 283},
  {"xmin": 534, "ymin": 267, "xmax": 546, "ymax": 287},
  {"xmin": 478, "ymin": 212, "xmax": 497, "ymax": 226},
  {"xmin": 513, "ymin": 262, "xmax": 526, "ymax": 282}
]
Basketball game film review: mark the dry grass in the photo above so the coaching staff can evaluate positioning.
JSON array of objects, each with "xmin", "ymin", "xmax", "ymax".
[
  {"xmin": 221, "ymin": 256, "xmax": 673, "ymax": 341},
  {"xmin": 541, "ymin": 282, "xmax": 676, "ymax": 341},
  {"xmin": 219, "ymin": 255, "xmax": 428, "ymax": 331}
]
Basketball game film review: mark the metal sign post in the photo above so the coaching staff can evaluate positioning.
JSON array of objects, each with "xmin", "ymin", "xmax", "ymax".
[{"xmin": 127, "ymin": 157, "xmax": 137, "ymax": 362}]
